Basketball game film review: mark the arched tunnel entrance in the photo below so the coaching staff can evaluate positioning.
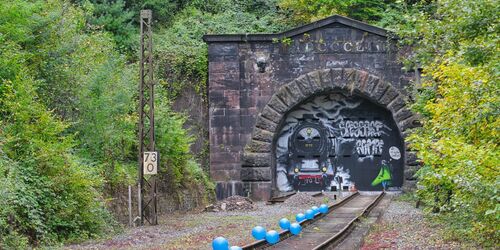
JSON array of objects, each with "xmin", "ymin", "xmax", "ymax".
[
  {"xmin": 274, "ymin": 92, "xmax": 404, "ymax": 192},
  {"xmin": 205, "ymin": 15, "xmax": 421, "ymax": 200}
]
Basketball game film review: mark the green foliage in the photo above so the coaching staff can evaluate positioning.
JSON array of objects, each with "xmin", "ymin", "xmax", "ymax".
[
  {"xmin": 82, "ymin": 0, "xmax": 136, "ymax": 53},
  {"xmin": 409, "ymin": 62, "xmax": 499, "ymax": 245},
  {"xmin": 132, "ymin": 0, "xmax": 189, "ymax": 24},
  {"xmin": 0, "ymin": 1, "xmax": 120, "ymax": 246},
  {"xmin": 279, "ymin": 0, "xmax": 397, "ymax": 24},
  {"xmin": 18, "ymin": 0, "xmax": 500, "ymax": 247},
  {"xmin": 155, "ymin": 2, "xmax": 289, "ymax": 99},
  {"xmin": 0, "ymin": 67, "xmax": 115, "ymax": 246},
  {"xmin": 155, "ymin": 92, "xmax": 194, "ymax": 188},
  {"xmin": 12, "ymin": 0, "xmax": 139, "ymax": 186},
  {"xmin": 386, "ymin": 0, "xmax": 500, "ymax": 245},
  {"xmin": 153, "ymin": 88, "xmax": 214, "ymax": 195},
  {"xmin": 1, "ymin": 0, "xmax": 213, "ymax": 247}
]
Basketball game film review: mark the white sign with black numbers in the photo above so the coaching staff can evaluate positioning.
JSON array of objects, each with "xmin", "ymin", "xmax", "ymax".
[{"xmin": 143, "ymin": 151, "xmax": 158, "ymax": 175}]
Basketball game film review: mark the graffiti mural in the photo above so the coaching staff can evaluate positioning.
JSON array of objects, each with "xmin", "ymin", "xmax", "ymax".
[
  {"xmin": 275, "ymin": 93, "xmax": 404, "ymax": 192},
  {"xmin": 371, "ymin": 160, "xmax": 392, "ymax": 190}
]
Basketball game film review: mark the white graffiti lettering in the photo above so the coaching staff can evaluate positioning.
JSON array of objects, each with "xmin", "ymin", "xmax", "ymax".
[
  {"xmin": 355, "ymin": 139, "xmax": 384, "ymax": 156},
  {"xmin": 338, "ymin": 120, "xmax": 385, "ymax": 138}
]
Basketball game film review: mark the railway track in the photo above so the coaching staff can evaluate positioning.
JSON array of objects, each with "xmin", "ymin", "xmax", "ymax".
[
  {"xmin": 243, "ymin": 192, "xmax": 384, "ymax": 250},
  {"xmin": 266, "ymin": 191, "xmax": 325, "ymax": 205}
]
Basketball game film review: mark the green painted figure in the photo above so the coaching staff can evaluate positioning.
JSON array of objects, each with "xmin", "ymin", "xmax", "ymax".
[{"xmin": 372, "ymin": 160, "xmax": 392, "ymax": 190}]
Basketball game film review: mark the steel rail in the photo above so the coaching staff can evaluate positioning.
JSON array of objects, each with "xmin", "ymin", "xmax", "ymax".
[
  {"xmin": 312, "ymin": 192, "xmax": 385, "ymax": 250},
  {"xmin": 266, "ymin": 192, "xmax": 297, "ymax": 205},
  {"xmin": 266, "ymin": 191, "xmax": 325, "ymax": 205},
  {"xmin": 311, "ymin": 191, "xmax": 324, "ymax": 197},
  {"xmin": 242, "ymin": 191, "xmax": 359, "ymax": 250}
]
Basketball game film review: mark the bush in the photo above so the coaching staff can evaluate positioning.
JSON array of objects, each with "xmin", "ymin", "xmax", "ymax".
[
  {"xmin": 389, "ymin": 0, "xmax": 500, "ymax": 246},
  {"xmin": 0, "ymin": 0, "xmax": 125, "ymax": 245},
  {"xmin": 0, "ymin": 71, "xmax": 116, "ymax": 245},
  {"xmin": 154, "ymin": 3, "xmax": 289, "ymax": 99}
]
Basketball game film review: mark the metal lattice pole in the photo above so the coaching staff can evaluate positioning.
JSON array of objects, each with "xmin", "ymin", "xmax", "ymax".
[{"xmin": 138, "ymin": 9, "xmax": 157, "ymax": 226}]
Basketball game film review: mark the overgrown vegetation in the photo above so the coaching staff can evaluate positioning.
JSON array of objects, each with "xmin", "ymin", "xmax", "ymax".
[
  {"xmin": 154, "ymin": 1, "xmax": 289, "ymax": 99},
  {"xmin": 0, "ymin": 2, "xmax": 116, "ymax": 246},
  {"xmin": 0, "ymin": 0, "xmax": 212, "ymax": 247},
  {"xmin": 1, "ymin": 0, "xmax": 498, "ymax": 248},
  {"xmin": 279, "ymin": 0, "xmax": 398, "ymax": 24},
  {"xmin": 394, "ymin": 0, "xmax": 499, "ymax": 245}
]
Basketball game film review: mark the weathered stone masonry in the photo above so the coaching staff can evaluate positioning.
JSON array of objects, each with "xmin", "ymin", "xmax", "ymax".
[{"xmin": 203, "ymin": 15, "xmax": 421, "ymax": 200}]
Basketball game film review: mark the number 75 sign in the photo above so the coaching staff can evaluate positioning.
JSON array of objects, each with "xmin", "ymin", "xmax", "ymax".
[{"xmin": 143, "ymin": 151, "xmax": 158, "ymax": 175}]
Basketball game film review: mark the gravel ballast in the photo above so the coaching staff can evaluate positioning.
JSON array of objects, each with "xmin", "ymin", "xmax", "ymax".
[
  {"xmin": 361, "ymin": 199, "xmax": 478, "ymax": 249},
  {"xmin": 66, "ymin": 192, "xmax": 349, "ymax": 250}
]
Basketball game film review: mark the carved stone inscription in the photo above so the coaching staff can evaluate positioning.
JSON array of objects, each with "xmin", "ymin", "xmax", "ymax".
[{"xmin": 288, "ymin": 27, "xmax": 388, "ymax": 54}]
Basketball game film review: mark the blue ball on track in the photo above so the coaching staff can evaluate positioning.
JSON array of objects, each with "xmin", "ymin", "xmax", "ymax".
[
  {"xmin": 289, "ymin": 223, "xmax": 302, "ymax": 235},
  {"xmin": 319, "ymin": 204, "xmax": 329, "ymax": 213},
  {"xmin": 266, "ymin": 230, "xmax": 280, "ymax": 244},
  {"xmin": 252, "ymin": 226, "xmax": 266, "ymax": 240},
  {"xmin": 230, "ymin": 246, "xmax": 242, "ymax": 250},
  {"xmin": 279, "ymin": 218, "xmax": 291, "ymax": 230},
  {"xmin": 295, "ymin": 213, "xmax": 306, "ymax": 222},
  {"xmin": 305, "ymin": 209, "xmax": 315, "ymax": 219},
  {"xmin": 212, "ymin": 237, "xmax": 229, "ymax": 250},
  {"xmin": 311, "ymin": 206, "xmax": 319, "ymax": 214}
]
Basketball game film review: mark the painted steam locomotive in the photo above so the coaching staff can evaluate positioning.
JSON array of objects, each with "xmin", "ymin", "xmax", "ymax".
[{"xmin": 286, "ymin": 115, "xmax": 336, "ymax": 191}]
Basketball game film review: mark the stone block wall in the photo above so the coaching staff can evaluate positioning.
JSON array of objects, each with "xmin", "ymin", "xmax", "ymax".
[{"xmin": 204, "ymin": 16, "xmax": 420, "ymax": 200}]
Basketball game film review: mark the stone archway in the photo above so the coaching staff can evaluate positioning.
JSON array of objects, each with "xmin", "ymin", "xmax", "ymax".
[{"xmin": 241, "ymin": 68, "xmax": 420, "ymax": 198}]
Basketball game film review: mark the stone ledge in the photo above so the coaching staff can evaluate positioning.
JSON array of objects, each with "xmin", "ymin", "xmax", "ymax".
[
  {"xmin": 406, "ymin": 151, "xmax": 420, "ymax": 166},
  {"xmin": 251, "ymin": 128, "xmax": 274, "ymax": 143},
  {"xmin": 241, "ymin": 167, "xmax": 271, "ymax": 181},
  {"xmin": 295, "ymin": 75, "xmax": 316, "ymax": 96},
  {"xmin": 242, "ymin": 152, "xmax": 271, "ymax": 167},
  {"xmin": 267, "ymin": 96, "xmax": 288, "ymax": 114},
  {"xmin": 372, "ymin": 80, "xmax": 390, "ymax": 101},
  {"xmin": 255, "ymin": 115, "xmax": 278, "ymax": 132},
  {"xmin": 380, "ymin": 86, "xmax": 399, "ymax": 106},
  {"xmin": 387, "ymin": 96, "xmax": 406, "ymax": 114},
  {"xmin": 394, "ymin": 107, "xmax": 413, "ymax": 123},
  {"xmin": 245, "ymin": 139, "xmax": 272, "ymax": 153},
  {"xmin": 399, "ymin": 115, "xmax": 422, "ymax": 132},
  {"xmin": 261, "ymin": 106, "xmax": 282, "ymax": 124},
  {"xmin": 404, "ymin": 165, "xmax": 420, "ymax": 180}
]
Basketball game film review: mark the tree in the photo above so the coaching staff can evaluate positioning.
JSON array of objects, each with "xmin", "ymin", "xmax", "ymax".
[
  {"xmin": 0, "ymin": 3, "xmax": 115, "ymax": 246},
  {"xmin": 279, "ymin": 0, "xmax": 397, "ymax": 24},
  {"xmin": 388, "ymin": 0, "xmax": 499, "ymax": 245}
]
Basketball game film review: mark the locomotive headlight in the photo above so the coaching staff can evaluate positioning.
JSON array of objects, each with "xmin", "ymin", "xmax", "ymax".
[
  {"xmin": 294, "ymin": 167, "xmax": 299, "ymax": 173},
  {"xmin": 322, "ymin": 167, "xmax": 327, "ymax": 172}
]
